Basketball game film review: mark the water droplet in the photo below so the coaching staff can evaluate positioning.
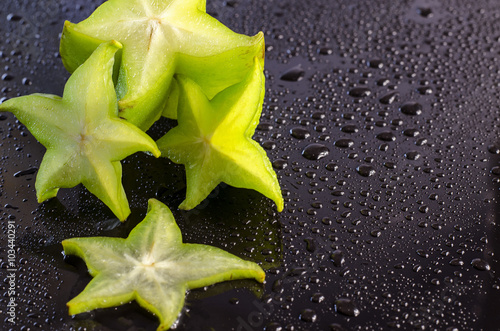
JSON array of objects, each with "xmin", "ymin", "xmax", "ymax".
[
  {"xmin": 417, "ymin": 7, "xmax": 433, "ymax": 18},
  {"xmin": 429, "ymin": 193, "xmax": 438, "ymax": 200},
  {"xmin": 318, "ymin": 47, "xmax": 333, "ymax": 55},
  {"xmin": 341, "ymin": 125, "xmax": 358, "ymax": 133},
  {"xmin": 334, "ymin": 139, "xmax": 354, "ymax": 148},
  {"xmin": 300, "ymin": 309, "xmax": 317, "ymax": 322},
  {"xmin": 2, "ymin": 73, "xmax": 14, "ymax": 81},
  {"xmin": 379, "ymin": 144, "xmax": 389, "ymax": 151},
  {"xmin": 7, "ymin": 13, "xmax": 22, "ymax": 21},
  {"xmin": 449, "ymin": 258, "xmax": 464, "ymax": 266},
  {"xmin": 272, "ymin": 279, "xmax": 283, "ymax": 293},
  {"xmin": 377, "ymin": 78, "xmax": 390, "ymax": 86},
  {"xmin": 302, "ymin": 144, "xmax": 329, "ymax": 160},
  {"xmin": 290, "ymin": 127, "xmax": 310, "ymax": 139},
  {"xmin": 262, "ymin": 141, "xmax": 276, "ymax": 150},
  {"xmin": 315, "ymin": 125, "xmax": 326, "ymax": 133},
  {"xmin": 415, "ymin": 138, "xmax": 427, "ymax": 146},
  {"xmin": 367, "ymin": 59, "xmax": 384, "ymax": 69},
  {"xmin": 311, "ymin": 293, "xmax": 325, "ymax": 303},
  {"xmin": 379, "ymin": 92, "xmax": 399, "ymax": 105},
  {"xmin": 329, "ymin": 324, "xmax": 346, "ymax": 331},
  {"xmin": 265, "ymin": 322, "xmax": 283, "ymax": 331},
  {"xmin": 13, "ymin": 167, "xmax": 38, "ymax": 177},
  {"xmin": 403, "ymin": 128, "xmax": 420, "ymax": 137},
  {"xmin": 272, "ymin": 159, "xmax": 288, "ymax": 170},
  {"xmin": 376, "ymin": 131, "xmax": 396, "ymax": 142},
  {"xmin": 405, "ymin": 151, "xmax": 421, "ymax": 160},
  {"xmin": 431, "ymin": 278, "xmax": 440, "ymax": 286},
  {"xmin": 256, "ymin": 122, "xmax": 273, "ymax": 131},
  {"xmin": 326, "ymin": 162, "xmax": 338, "ymax": 171},
  {"xmin": 471, "ymin": 258, "xmax": 490, "ymax": 271},
  {"xmin": 356, "ymin": 165, "xmax": 375, "ymax": 177},
  {"xmin": 334, "ymin": 298, "xmax": 360, "ymax": 317},
  {"xmin": 289, "ymin": 268, "xmax": 307, "ymax": 277},
  {"xmin": 416, "ymin": 86, "xmax": 433, "ymax": 95},
  {"xmin": 490, "ymin": 166, "xmax": 500, "ymax": 176},
  {"xmin": 223, "ymin": 1, "xmax": 237, "ymax": 7},
  {"xmin": 311, "ymin": 112, "xmax": 325, "ymax": 120},
  {"xmin": 391, "ymin": 119, "xmax": 403, "ymax": 126},
  {"xmin": 348, "ymin": 87, "xmax": 371, "ymax": 98},
  {"xmin": 384, "ymin": 162, "xmax": 396, "ymax": 169},
  {"xmin": 487, "ymin": 145, "xmax": 500, "ymax": 154},
  {"xmin": 280, "ymin": 65, "xmax": 305, "ymax": 81},
  {"xmin": 400, "ymin": 102, "xmax": 423, "ymax": 116},
  {"xmin": 416, "ymin": 249, "xmax": 429, "ymax": 258},
  {"xmin": 304, "ymin": 237, "xmax": 316, "ymax": 252},
  {"xmin": 330, "ymin": 250, "xmax": 345, "ymax": 267}
]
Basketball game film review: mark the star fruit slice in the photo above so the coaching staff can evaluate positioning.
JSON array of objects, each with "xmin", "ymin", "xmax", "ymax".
[
  {"xmin": 63, "ymin": 198, "xmax": 265, "ymax": 330},
  {"xmin": 60, "ymin": 0, "xmax": 265, "ymax": 130},
  {"xmin": 156, "ymin": 57, "xmax": 284, "ymax": 212},
  {"xmin": 0, "ymin": 41, "xmax": 160, "ymax": 221}
]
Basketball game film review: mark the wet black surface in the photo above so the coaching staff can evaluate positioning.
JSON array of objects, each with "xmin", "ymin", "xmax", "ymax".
[{"xmin": 2, "ymin": 0, "xmax": 500, "ymax": 330}]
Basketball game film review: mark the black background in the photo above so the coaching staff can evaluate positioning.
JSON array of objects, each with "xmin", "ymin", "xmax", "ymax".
[{"xmin": 1, "ymin": 0, "xmax": 500, "ymax": 330}]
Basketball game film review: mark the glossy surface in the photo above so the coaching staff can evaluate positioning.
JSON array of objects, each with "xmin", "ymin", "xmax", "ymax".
[{"xmin": 1, "ymin": 0, "xmax": 500, "ymax": 330}]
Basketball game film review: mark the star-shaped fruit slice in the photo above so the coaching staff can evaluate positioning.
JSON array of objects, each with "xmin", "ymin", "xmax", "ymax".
[
  {"xmin": 63, "ymin": 198, "xmax": 265, "ymax": 330},
  {"xmin": 0, "ymin": 41, "xmax": 160, "ymax": 221},
  {"xmin": 156, "ymin": 58, "xmax": 284, "ymax": 211},
  {"xmin": 60, "ymin": 0, "xmax": 265, "ymax": 130}
]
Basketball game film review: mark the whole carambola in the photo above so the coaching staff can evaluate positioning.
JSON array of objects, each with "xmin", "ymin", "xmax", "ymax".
[{"xmin": 60, "ymin": 0, "xmax": 265, "ymax": 131}]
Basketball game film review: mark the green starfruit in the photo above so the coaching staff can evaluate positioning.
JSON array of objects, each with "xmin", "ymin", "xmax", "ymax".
[
  {"xmin": 60, "ymin": 0, "xmax": 265, "ymax": 130},
  {"xmin": 157, "ymin": 58, "xmax": 284, "ymax": 212},
  {"xmin": 63, "ymin": 198, "xmax": 265, "ymax": 331},
  {"xmin": 0, "ymin": 41, "xmax": 160, "ymax": 221}
]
